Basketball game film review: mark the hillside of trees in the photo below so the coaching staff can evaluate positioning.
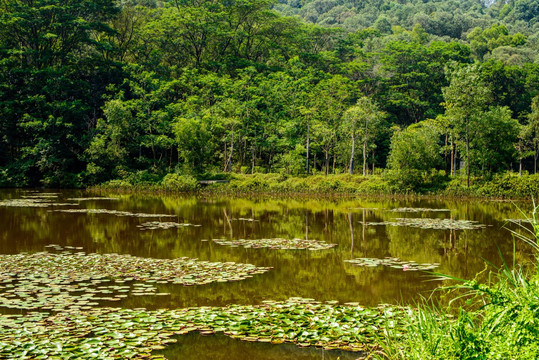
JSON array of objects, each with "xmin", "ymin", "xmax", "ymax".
[{"xmin": 0, "ymin": 0, "xmax": 537, "ymax": 190}]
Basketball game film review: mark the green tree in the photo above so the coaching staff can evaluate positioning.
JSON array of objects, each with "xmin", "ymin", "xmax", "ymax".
[
  {"xmin": 342, "ymin": 97, "xmax": 384, "ymax": 176},
  {"xmin": 0, "ymin": 0, "xmax": 120, "ymax": 186},
  {"xmin": 469, "ymin": 106, "xmax": 519, "ymax": 175},
  {"xmin": 442, "ymin": 63, "xmax": 491, "ymax": 186},
  {"xmin": 387, "ymin": 120, "xmax": 442, "ymax": 172},
  {"xmin": 524, "ymin": 96, "xmax": 539, "ymax": 174}
]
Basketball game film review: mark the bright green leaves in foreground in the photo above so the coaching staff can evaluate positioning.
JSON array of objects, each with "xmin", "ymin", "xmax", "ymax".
[{"xmin": 0, "ymin": 299, "xmax": 410, "ymax": 359}]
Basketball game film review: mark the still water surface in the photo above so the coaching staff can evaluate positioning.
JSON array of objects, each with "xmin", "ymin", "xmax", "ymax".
[{"xmin": 0, "ymin": 189, "xmax": 534, "ymax": 359}]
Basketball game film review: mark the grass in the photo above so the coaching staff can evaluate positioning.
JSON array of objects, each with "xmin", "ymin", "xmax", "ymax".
[
  {"xmin": 90, "ymin": 171, "xmax": 539, "ymax": 199},
  {"xmin": 376, "ymin": 200, "xmax": 539, "ymax": 359}
]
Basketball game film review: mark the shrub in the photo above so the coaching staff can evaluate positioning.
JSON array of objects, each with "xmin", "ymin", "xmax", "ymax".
[{"xmin": 161, "ymin": 174, "xmax": 199, "ymax": 192}]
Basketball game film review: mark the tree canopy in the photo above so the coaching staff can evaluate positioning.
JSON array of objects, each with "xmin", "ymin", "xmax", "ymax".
[{"xmin": 0, "ymin": 0, "xmax": 537, "ymax": 187}]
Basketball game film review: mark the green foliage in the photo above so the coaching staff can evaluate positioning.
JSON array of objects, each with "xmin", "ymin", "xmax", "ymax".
[
  {"xmin": 202, "ymin": 173, "xmax": 393, "ymax": 195},
  {"xmin": 161, "ymin": 173, "xmax": 199, "ymax": 192},
  {"xmin": 378, "ymin": 202, "xmax": 539, "ymax": 360},
  {"xmin": 478, "ymin": 173, "xmax": 539, "ymax": 198},
  {"xmin": 444, "ymin": 173, "xmax": 539, "ymax": 198},
  {"xmin": 388, "ymin": 121, "xmax": 442, "ymax": 172},
  {"xmin": 0, "ymin": 0, "xmax": 537, "ymax": 191}
]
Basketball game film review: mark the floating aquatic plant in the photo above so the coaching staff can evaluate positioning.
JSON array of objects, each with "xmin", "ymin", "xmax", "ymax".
[
  {"xmin": 212, "ymin": 238, "xmax": 337, "ymax": 250},
  {"xmin": 386, "ymin": 208, "xmax": 451, "ymax": 213},
  {"xmin": 67, "ymin": 197, "xmax": 120, "ymax": 201},
  {"xmin": 51, "ymin": 209, "xmax": 177, "ymax": 218},
  {"xmin": 504, "ymin": 218, "xmax": 532, "ymax": 224},
  {"xmin": 0, "ymin": 246, "xmax": 271, "ymax": 311},
  {"xmin": 21, "ymin": 193, "xmax": 60, "ymax": 198},
  {"xmin": 345, "ymin": 257, "xmax": 440, "ymax": 271},
  {"xmin": 0, "ymin": 298, "xmax": 409, "ymax": 359},
  {"xmin": 137, "ymin": 221, "xmax": 202, "ymax": 230},
  {"xmin": 364, "ymin": 218, "xmax": 486, "ymax": 230},
  {"xmin": 0, "ymin": 199, "xmax": 76, "ymax": 208}
]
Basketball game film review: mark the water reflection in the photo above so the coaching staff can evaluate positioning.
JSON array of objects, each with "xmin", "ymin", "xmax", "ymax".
[{"xmin": 0, "ymin": 190, "xmax": 535, "ymax": 359}]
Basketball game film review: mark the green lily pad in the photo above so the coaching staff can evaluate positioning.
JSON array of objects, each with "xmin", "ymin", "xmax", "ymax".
[
  {"xmin": 137, "ymin": 221, "xmax": 202, "ymax": 230},
  {"xmin": 212, "ymin": 238, "xmax": 337, "ymax": 251},
  {"xmin": 345, "ymin": 257, "xmax": 440, "ymax": 271},
  {"xmin": 364, "ymin": 218, "xmax": 486, "ymax": 230}
]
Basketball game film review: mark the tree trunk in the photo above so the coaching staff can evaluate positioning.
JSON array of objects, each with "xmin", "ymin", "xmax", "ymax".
[
  {"xmin": 363, "ymin": 119, "xmax": 369, "ymax": 176},
  {"xmin": 466, "ymin": 120, "xmax": 470, "ymax": 187},
  {"xmin": 535, "ymin": 145, "xmax": 538, "ymax": 174},
  {"xmin": 518, "ymin": 142, "xmax": 522, "ymax": 176},
  {"xmin": 372, "ymin": 149, "xmax": 375, "ymax": 175},
  {"xmin": 444, "ymin": 133, "xmax": 449, "ymax": 175},
  {"xmin": 450, "ymin": 135, "xmax": 454, "ymax": 177},
  {"xmin": 223, "ymin": 142, "xmax": 227, "ymax": 172},
  {"xmin": 349, "ymin": 126, "xmax": 355, "ymax": 175},
  {"xmin": 226, "ymin": 131, "xmax": 234, "ymax": 172},
  {"xmin": 306, "ymin": 120, "xmax": 310, "ymax": 175},
  {"xmin": 324, "ymin": 150, "xmax": 329, "ymax": 176},
  {"xmin": 251, "ymin": 147, "xmax": 255, "ymax": 174},
  {"xmin": 362, "ymin": 138, "xmax": 367, "ymax": 177}
]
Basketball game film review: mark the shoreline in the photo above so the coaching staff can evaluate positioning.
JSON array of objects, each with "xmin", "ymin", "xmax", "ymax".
[{"xmin": 85, "ymin": 172, "xmax": 539, "ymax": 201}]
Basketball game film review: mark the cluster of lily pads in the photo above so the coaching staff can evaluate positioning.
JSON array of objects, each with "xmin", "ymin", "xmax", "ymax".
[
  {"xmin": 0, "ymin": 198, "xmax": 75, "ymax": 208},
  {"xmin": 0, "ymin": 193, "xmax": 119, "ymax": 208},
  {"xmin": 365, "ymin": 218, "xmax": 486, "ymax": 230},
  {"xmin": 387, "ymin": 207, "xmax": 451, "ymax": 213},
  {"xmin": 0, "ymin": 298, "xmax": 410, "ymax": 359},
  {"xmin": 504, "ymin": 218, "xmax": 532, "ymax": 224},
  {"xmin": 21, "ymin": 193, "xmax": 60, "ymax": 198},
  {"xmin": 0, "ymin": 246, "xmax": 271, "ymax": 311},
  {"xmin": 212, "ymin": 238, "xmax": 337, "ymax": 251},
  {"xmin": 67, "ymin": 197, "xmax": 120, "ymax": 201},
  {"xmin": 137, "ymin": 221, "xmax": 202, "ymax": 230},
  {"xmin": 345, "ymin": 257, "xmax": 440, "ymax": 271},
  {"xmin": 51, "ymin": 208, "xmax": 177, "ymax": 218}
]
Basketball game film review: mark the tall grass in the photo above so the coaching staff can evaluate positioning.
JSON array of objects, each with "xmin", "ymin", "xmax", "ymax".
[{"xmin": 377, "ymin": 201, "xmax": 539, "ymax": 359}]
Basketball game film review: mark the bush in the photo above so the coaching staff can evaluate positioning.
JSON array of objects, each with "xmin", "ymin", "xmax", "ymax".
[
  {"xmin": 385, "ymin": 169, "xmax": 448, "ymax": 194},
  {"xmin": 478, "ymin": 173, "xmax": 539, "ymax": 198},
  {"xmin": 161, "ymin": 174, "xmax": 199, "ymax": 192}
]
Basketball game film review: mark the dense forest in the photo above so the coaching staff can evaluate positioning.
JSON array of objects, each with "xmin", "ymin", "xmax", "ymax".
[{"xmin": 0, "ymin": 0, "xmax": 538, "ymax": 189}]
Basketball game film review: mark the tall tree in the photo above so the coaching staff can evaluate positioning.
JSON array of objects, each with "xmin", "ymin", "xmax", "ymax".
[
  {"xmin": 342, "ymin": 97, "xmax": 384, "ymax": 176},
  {"xmin": 525, "ymin": 96, "xmax": 539, "ymax": 174},
  {"xmin": 442, "ymin": 63, "xmax": 491, "ymax": 186},
  {"xmin": 0, "ymin": 0, "xmax": 120, "ymax": 186}
]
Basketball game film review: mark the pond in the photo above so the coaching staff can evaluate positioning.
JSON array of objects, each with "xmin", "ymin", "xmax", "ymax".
[{"xmin": 0, "ymin": 189, "xmax": 534, "ymax": 359}]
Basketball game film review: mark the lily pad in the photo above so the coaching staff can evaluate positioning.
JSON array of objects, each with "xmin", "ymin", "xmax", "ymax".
[
  {"xmin": 50, "ymin": 209, "xmax": 177, "ymax": 218},
  {"xmin": 386, "ymin": 208, "xmax": 451, "ymax": 213},
  {"xmin": 0, "ymin": 198, "xmax": 76, "ymax": 208},
  {"xmin": 67, "ymin": 197, "xmax": 120, "ymax": 201},
  {"xmin": 0, "ymin": 246, "xmax": 271, "ymax": 311},
  {"xmin": 212, "ymin": 238, "xmax": 337, "ymax": 250},
  {"xmin": 137, "ymin": 221, "xmax": 202, "ymax": 230},
  {"xmin": 364, "ymin": 218, "xmax": 486, "ymax": 230},
  {"xmin": 345, "ymin": 257, "xmax": 440, "ymax": 271},
  {"xmin": 0, "ymin": 298, "xmax": 410, "ymax": 358}
]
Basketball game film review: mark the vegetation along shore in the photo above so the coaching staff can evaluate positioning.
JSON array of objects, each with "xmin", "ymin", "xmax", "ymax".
[
  {"xmin": 1, "ymin": 0, "xmax": 539, "ymax": 358},
  {"xmin": 0, "ymin": 0, "xmax": 537, "ymax": 196}
]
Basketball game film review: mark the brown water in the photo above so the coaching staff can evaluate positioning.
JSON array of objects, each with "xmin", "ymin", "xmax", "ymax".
[{"xmin": 0, "ymin": 189, "xmax": 534, "ymax": 359}]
